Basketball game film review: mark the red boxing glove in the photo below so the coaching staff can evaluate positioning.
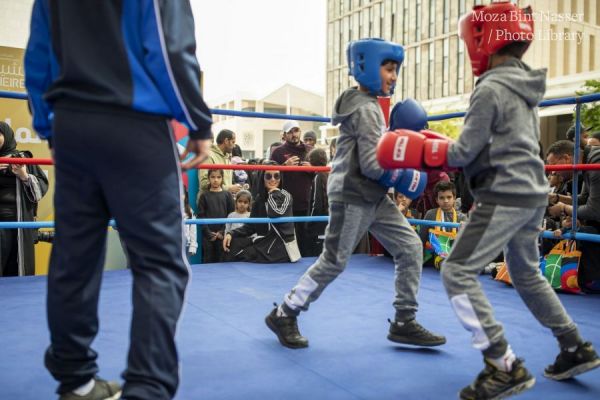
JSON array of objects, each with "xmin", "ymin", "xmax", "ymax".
[
  {"xmin": 377, "ymin": 129, "xmax": 426, "ymax": 170},
  {"xmin": 377, "ymin": 129, "xmax": 453, "ymax": 171},
  {"xmin": 421, "ymin": 129, "xmax": 454, "ymax": 170}
]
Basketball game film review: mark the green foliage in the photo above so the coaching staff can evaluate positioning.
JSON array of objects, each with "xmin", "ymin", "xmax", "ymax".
[
  {"xmin": 427, "ymin": 113, "xmax": 463, "ymax": 140},
  {"xmin": 574, "ymin": 80, "xmax": 600, "ymax": 131}
]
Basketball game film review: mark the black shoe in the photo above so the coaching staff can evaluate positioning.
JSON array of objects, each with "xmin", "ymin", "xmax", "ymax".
[
  {"xmin": 387, "ymin": 319, "xmax": 446, "ymax": 347},
  {"xmin": 544, "ymin": 342, "xmax": 600, "ymax": 380},
  {"xmin": 265, "ymin": 304, "xmax": 308, "ymax": 349},
  {"xmin": 59, "ymin": 377, "xmax": 121, "ymax": 400},
  {"xmin": 460, "ymin": 358, "xmax": 535, "ymax": 400}
]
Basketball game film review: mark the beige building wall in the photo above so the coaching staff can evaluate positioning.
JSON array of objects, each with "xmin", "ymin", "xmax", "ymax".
[
  {"xmin": 326, "ymin": 0, "xmax": 600, "ymax": 147},
  {"xmin": 211, "ymin": 84, "xmax": 325, "ymax": 160}
]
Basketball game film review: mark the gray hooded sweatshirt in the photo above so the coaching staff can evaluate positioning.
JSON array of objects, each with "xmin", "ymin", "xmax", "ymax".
[
  {"xmin": 328, "ymin": 87, "xmax": 388, "ymax": 204},
  {"xmin": 448, "ymin": 58, "xmax": 549, "ymax": 208}
]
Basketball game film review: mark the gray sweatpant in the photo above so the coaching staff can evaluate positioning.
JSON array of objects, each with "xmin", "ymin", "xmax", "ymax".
[
  {"xmin": 441, "ymin": 203, "xmax": 580, "ymax": 358},
  {"xmin": 282, "ymin": 196, "xmax": 423, "ymax": 322}
]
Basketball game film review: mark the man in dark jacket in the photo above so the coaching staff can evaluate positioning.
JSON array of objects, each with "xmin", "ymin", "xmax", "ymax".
[
  {"xmin": 270, "ymin": 120, "xmax": 314, "ymax": 256},
  {"xmin": 25, "ymin": 1, "xmax": 212, "ymax": 399}
]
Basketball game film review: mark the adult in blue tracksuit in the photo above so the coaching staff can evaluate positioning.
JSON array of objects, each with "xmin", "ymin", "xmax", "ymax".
[{"xmin": 25, "ymin": 1, "xmax": 212, "ymax": 399}]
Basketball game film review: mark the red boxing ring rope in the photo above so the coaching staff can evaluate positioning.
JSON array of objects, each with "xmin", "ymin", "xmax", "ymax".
[{"xmin": 1, "ymin": 158, "xmax": 599, "ymax": 173}]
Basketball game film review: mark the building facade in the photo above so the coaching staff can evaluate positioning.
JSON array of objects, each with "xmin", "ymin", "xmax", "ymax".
[
  {"xmin": 210, "ymin": 84, "xmax": 325, "ymax": 160},
  {"xmin": 326, "ymin": 0, "xmax": 600, "ymax": 146}
]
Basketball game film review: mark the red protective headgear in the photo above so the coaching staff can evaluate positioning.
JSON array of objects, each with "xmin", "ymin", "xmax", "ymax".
[{"xmin": 459, "ymin": 2, "xmax": 534, "ymax": 76}]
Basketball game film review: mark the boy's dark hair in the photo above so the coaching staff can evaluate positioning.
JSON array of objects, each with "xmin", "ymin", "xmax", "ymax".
[
  {"xmin": 308, "ymin": 148, "xmax": 328, "ymax": 167},
  {"xmin": 434, "ymin": 181, "xmax": 456, "ymax": 198},
  {"xmin": 496, "ymin": 41, "xmax": 530, "ymax": 59},
  {"xmin": 381, "ymin": 59, "xmax": 399, "ymax": 66},
  {"xmin": 546, "ymin": 140, "xmax": 574, "ymax": 158},
  {"xmin": 216, "ymin": 129, "xmax": 235, "ymax": 145},
  {"xmin": 590, "ymin": 131, "xmax": 600, "ymax": 141},
  {"xmin": 235, "ymin": 190, "xmax": 252, "ymax": 204}
]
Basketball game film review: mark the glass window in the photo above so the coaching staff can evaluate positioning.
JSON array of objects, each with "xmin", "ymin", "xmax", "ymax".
[
  {"xmin": 369, "ymin": 6, "xmax": 373, "ymax": 37},
  {"xmin": 576, "ymin": 31, "xmax": 583, "ymax": 73},
  {"xmin": 380, "ymin": 2, "xmax": 384, "ymax": 38},
  {"xmin": 563, "ymin": 28, "xmax": 570, "ymax": 75},
  {"xmin": 416, "ymin": 0, "xmax": 422, "ymax": 42},
  {"xmin": 429, "ymin": 0, "xmax": 436, "ymax": 38},
  {"xmin": 443, "ymin": 0, "xmax": 450, "ymax": 33},
  {"xmin": 415, "ymin": 46, "xmax": 421, "ymax": 99},
  {"xmin": 403, "ymin": 0, "xmax": 409, "ymax": 44},
  {"xmin": 590, "ymin": 35, "xmax": 596, "ymax": 72},
  {"xmin": 457, "ymin": 38, "xmax": 464, "ymax": 94},
  {"xmin": 389, "ymin": 0, "xmax": 396, "ymax": 40},
  {"xmin": 549, "ymin": 24, "xmax": 557, "ymax": 77},
  {"xmin": 429, "ymin": 42, "xmax": 435, "ymax": 99},
  {"xmin": 443, "ymin": 38, "xmax": 449, "ymax": 97}
]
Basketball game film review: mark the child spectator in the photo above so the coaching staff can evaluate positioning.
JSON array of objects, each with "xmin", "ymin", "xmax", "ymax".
[
  {"xmin": 419, "ymin": 181, "xmax": 466, "ymax": 269},
  {"xmin": 394, "ymin": 190, "xmax": 420, "ymax": 227},
  {"xmin": 225, "ymin": 190, "xmax": 252, "ymax": 234},
  {"xmin": 413, "ymin": 170, "xmax": 451, "ymax": 218},
  {"xmin": 183, "ymin": 189, "xmax": 198, "ymax": 258},
  {"xmin": 306, "ymin": 148, "xmax": 329, "ymax": 256},
  {"xmin": 197, "ymin": 169, "xmax": 234, "ymax": 263},
  {"xmin": 419, "ymin": 181, "xmax": 467, "ymax": 246}
]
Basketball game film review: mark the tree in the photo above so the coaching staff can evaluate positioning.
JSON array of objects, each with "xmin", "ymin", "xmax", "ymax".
[
  {"xmin": 574, "ymin": 79, "xmax": 600, "ymax": 131},
  {"xmin": 428, "ymin": 112, "xmax": 463, "ymax": 140}
]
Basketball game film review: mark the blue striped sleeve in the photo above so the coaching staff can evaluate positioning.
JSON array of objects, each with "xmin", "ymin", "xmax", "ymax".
[
  {"xmin": 24, "ymin": 0, "xmax": 58, "ymax": 140},
  {"xmin": 141, "ymin": 0, "xmax": 212, "ymax": 140}
]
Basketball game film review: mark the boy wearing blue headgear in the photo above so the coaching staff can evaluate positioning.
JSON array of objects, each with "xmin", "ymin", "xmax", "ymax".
[{"xmin": 265, "ymin": 38, "xmax": 445, "ymax": 349}]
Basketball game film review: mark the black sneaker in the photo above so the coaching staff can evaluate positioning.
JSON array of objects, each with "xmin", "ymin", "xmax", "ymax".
[
  {"xmin": 265, "ymin": 304, "xmax": 308, "ymax": 349},
  {"xmin": 59, "ymin": 377, "xmax": 121, "ymax": 400},
  {"xmin": 460, "ymin": 358, "xmax": 535, "ymax": 400},
  {"xmin": 544, "ymin": 342, "xmax": 600, "ymax": 380},
  {"xmin": 387, "ymin": 319, "xmax": 446, "ymax": 347}
]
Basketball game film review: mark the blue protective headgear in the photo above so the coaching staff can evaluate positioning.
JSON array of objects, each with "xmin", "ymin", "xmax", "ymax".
[
  {"xmin": 390, "ymin": 98, "xmax": 428, "ymax": 131},
  {"xmin": 347, "ymin": 38, "xmax": 404, "ymax": 95}
]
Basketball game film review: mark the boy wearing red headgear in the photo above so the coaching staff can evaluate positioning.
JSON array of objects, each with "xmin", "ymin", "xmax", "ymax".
[
  {"xmin": 444, "ymin": 3, "xmax": 599, "ymax": 399},
  {"xmin": 375, "ymin": 2, "xmax": 600, "ymax": 398}
]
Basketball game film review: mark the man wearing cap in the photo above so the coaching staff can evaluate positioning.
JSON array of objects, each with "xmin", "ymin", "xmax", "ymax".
[{"xmin": 270, "ymin": 121, "xmax": 314, "ymax": 257}]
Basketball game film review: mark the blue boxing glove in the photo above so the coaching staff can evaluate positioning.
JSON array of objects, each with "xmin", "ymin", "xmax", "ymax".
[
  {"xmin": 378, "ymin": 169, "xmax": 404, "ymax": 188},
  {"xmin": 378, "ymin": 168, "xmax": 427, "ymax": 200},
  {"xmin": 390, "ymin": 98, "xmax": 428, "ymax": 131},
  {"xmin": 394, "ymin": 168, "xmax": 427, "ymax": 200}
]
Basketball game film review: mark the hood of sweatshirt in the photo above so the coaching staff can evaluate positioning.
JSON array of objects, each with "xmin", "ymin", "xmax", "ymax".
[
  {"xmin": 478, "ymin": 58, "xmax": 546, "ymax": 108},
  {"xmin": 332, "ymin": 87, "xmax": 377, "ymax": 125}
]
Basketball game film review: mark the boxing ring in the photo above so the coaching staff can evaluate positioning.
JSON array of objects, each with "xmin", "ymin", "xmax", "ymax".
[{"xmin": 1, "ymin": 90, "xmax": 600, "ymax": 399}]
